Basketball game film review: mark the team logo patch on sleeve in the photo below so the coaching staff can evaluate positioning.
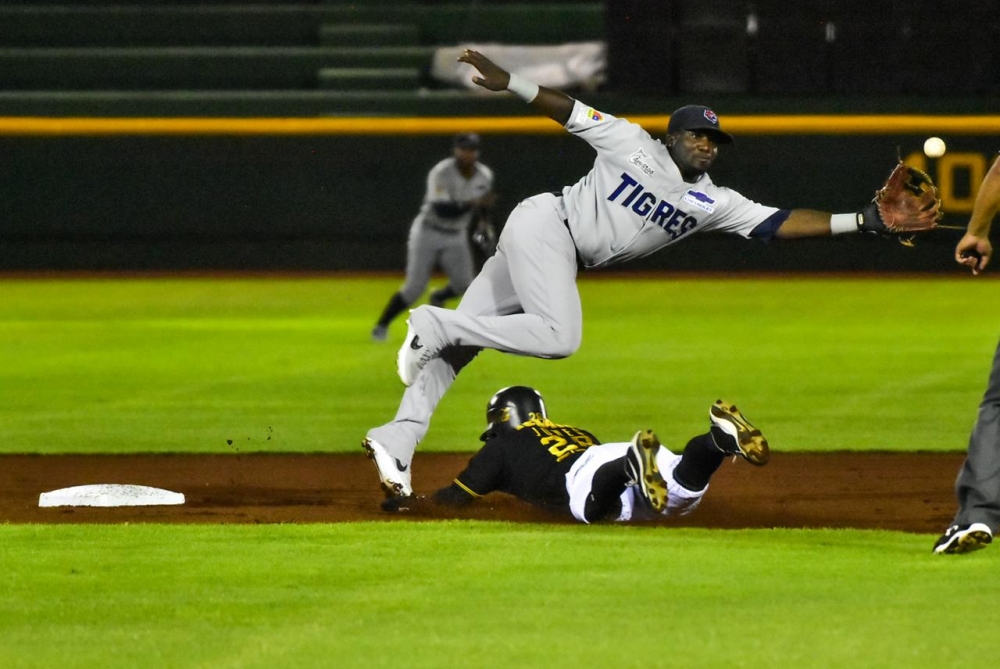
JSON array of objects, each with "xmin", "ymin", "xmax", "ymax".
[
  {"xmin": 682, "ymin": 189, "xmax": 717, "ymax": 213},
  {"xmin": 575, "ymin": 106, "xmax": 605, "ymax": 124}
]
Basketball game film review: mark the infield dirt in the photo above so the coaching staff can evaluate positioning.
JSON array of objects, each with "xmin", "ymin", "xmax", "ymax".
[{"xmin": 0, "ymin": 452, "xmax": 963, "ymax": 532}]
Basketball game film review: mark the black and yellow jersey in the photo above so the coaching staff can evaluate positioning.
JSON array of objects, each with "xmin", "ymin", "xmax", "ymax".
[{"xmin": 436, "ymin": 416, "xmax": 601, "ymax": 508}]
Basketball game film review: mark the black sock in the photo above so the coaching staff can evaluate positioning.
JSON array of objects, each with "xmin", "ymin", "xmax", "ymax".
[
  {"xmin": 430, "ymin": 285, "xmax": 460, "ymax": 303},
  {"xmin": 671, "ymin": 433, "xmax": 725, "ymax": 492},
  {"xmin": 583, "ymin": 457, "xmax": 631, "ymax": 522},
  {"xmin": 376, "ymin": 292, "xmax": 409, "ymax": 328}
]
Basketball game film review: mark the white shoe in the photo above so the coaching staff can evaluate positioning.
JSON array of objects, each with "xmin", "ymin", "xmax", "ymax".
[
  {"xmin": 396, "ymin": 308, "xmax": 443, "ymax": 386},
  {"xmin": 933, "ymin": 523, "xmax": 993, "ymax": 555},
  {"xmin": 362, "ymin": 438, "xmax": 413, "ymax": 498}
]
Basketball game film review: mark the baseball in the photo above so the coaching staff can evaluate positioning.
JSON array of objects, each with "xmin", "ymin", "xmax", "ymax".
[{"xmin": 923, "ymin": 136, "xmax": 946, "ymax": 158}]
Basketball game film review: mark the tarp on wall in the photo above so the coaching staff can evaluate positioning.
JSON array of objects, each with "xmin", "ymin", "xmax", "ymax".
[{"xmin": 430, "ymin": 42, "xmax": 606, "ymax": 92}]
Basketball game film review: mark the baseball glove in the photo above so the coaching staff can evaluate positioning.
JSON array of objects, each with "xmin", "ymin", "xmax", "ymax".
[
  {"xmin": 471, "ymin": 219, "xmax": 498, "ymax": 256},
  {"xmin": 858, "ymin": 162, "xmax": 943, "ymax": 236}
]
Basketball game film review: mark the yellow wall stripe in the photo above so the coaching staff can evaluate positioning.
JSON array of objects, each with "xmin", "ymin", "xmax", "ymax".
[{"xmin": 0, "ymin": 115, "xmax": 998, "ymax": 136}]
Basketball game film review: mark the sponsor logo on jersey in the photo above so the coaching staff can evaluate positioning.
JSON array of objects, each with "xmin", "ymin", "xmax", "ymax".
[
  {"xmin": 607, "ymin": 172, "xmax": 700, "ymax": 240},
  {"xmin": 588, "ymin": 108, "xmax": 603, "ymax": 121},
  {"xmin": 682, "ymin": 189, "xmax": 716, "ymax": 213},
  {"xmin": 627, "ymin": 148, "xmax": 655, "ymax": 176}
]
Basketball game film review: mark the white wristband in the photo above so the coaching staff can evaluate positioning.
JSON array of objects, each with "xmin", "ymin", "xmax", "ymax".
[
  {"xmin": 830, "ymin": 213, "xmax": 859, "ymax": 235},
  {"xmin": 507, "ymin": 73, "xmax": 539, "ymax": 103}
]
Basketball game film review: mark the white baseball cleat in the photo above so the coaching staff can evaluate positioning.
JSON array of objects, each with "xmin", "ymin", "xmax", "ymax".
[
  {"xmin": 933, "ymin": 523, "xmax": 993, "ymax": 555},
  {"xmin": 396, "ymin": 308, "xmax": 444, "ymax": 386},
  {"xmin": 625, "ymin": 430, "xmax": 668, "ymax": 513},
  {"xmin": 362, "ymin": 437, "xmax": 413, "ymax": 498},
  {"xmin": 709, "ymin": 399, "xmax": 770, "ymax": 466}
]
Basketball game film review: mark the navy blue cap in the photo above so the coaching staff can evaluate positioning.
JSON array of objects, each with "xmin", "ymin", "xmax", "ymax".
[{"xmin": 667, "ymin": 105, "xmax": 733, "ymax": 144}]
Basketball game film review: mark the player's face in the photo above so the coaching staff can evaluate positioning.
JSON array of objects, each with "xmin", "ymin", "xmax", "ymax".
[
  {"xmin": 667, "ymin": 130, "xmax": 720, "ymax": 180},
  {"xmin": 453, "ymin": 146, "xmax": 479, "ymax": 170}
]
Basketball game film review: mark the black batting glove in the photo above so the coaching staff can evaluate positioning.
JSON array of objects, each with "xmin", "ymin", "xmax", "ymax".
[{"xmin": 857, "ymin": 201, "xmax": 890, "ymax": 238}]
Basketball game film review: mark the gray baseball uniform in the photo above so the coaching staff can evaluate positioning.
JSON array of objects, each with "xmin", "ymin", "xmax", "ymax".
[
  {"xmin": 951, "ymin": 338, "xmax": 1000, "ymax": 532},
  {"xmin": 399, "ymin": 157, "xmax": 494, "ymax": 303},
  {"xmin": 368, "ymin": 100, "xmax": 788, "ymax": 462}
]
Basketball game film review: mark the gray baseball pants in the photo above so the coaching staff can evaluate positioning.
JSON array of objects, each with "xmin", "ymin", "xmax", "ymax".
[
  {"xmin": 367, "ymin": 193, "xmax": 581, "ymax": 463},
  {"xmin": 951, "ymin": 337, "xmax": 1000, "ymax": 532},
  {"xmin": 399, "ymin": 222, "xmax": 475, "ymax": 303}
]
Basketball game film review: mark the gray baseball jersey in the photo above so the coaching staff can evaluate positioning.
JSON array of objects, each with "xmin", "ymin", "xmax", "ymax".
[
  {"xmin": 417, "ymin": 158, "xmax": 494, "ymax": 233},
  {"xmin": 397, "ymin": 157, "xmax": 494, "ymax": 302},
  {"xmin": 560, "ymin": 100, "xmax": 783, "ymax": 268}
]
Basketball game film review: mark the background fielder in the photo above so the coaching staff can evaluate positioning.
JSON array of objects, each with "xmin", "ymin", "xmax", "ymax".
[
  {"xmin": 371, "ymin": 132, "xmax": 496, "ymax": 342},
  {"xmin": 363, "ymin": 50, "xmax": 937, "ymax": 499}
]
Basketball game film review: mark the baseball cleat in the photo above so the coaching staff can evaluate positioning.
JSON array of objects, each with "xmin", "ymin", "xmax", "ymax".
[
  {"xmin": 709, "ymin": 400, "xmax": 770, "ymax": 466},
  {"xmin": 933, "ymin": 523, "xmax": 993, "ymax": 555},
  {"xmin": 362, "ymin": 437, "xmax": 413, "ymax": 498},
  {"xmin": 625, "ymin": 430, "xmax": 668, "ymax": 513},
  {"xmin": 396, "ymin": 308, "xmax": 443, "ymax": 386}
]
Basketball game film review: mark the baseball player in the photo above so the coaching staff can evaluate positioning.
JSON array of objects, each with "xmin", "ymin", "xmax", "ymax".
[
  {"xmin": 382, "ymin": 386, "xmax": 770, "ymax": 523},
  {"xmin": 933, "ymin": 154, "xmax": 999, "ymax": 555},
  {"xmin": 363, "ymin": 49, "xmax": 934, "ymax": 499},
  {"xmin": 371, "ymin": 132, "xmax": 496, "ymax": 342}
]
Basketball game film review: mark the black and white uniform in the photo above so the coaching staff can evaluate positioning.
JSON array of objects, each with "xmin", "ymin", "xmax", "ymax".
[
  {"xmin": 434, "ymin": 417, "xmax": 708, "ymax": 523},
  {"xmin": 399, "ymin": 157, "xmax": 494, "ymax": 303},
  {"xmin": 368, "ymin": 100, "xmax": 788, "ymax": 464}
]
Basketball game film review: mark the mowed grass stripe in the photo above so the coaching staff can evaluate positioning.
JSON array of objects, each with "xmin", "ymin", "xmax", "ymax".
[
  {"xmin": 0, "ymin": 275, "xmax": 995, "ymax": 454},
  {"xmin": 0, "ymin": 523, "xmax": 996, "ymax": 668}
]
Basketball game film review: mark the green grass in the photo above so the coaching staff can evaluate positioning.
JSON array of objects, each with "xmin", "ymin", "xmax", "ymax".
[
  {"xmin": 2, "ymin": 274, "xmax": 998, "ymax": 667},
  {"xmin": 1, "ymin": 523, "xmax": 997, "ymax": 669},
  {"xmin": 0, "ymin": 275, "xmax": 995, "ymax": 454}
]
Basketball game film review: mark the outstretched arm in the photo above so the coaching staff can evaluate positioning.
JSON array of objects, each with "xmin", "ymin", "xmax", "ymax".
[
  {"xmin": 773, "ymin": 209, "xmax": 836, "ymax": 239},
  {"xmin": 457, "ymin": 49, "xmax": 575, "ymax": 126},
  {"xmin": 955, "ymin": 156, "xmax": 999, "ymax": 274}
]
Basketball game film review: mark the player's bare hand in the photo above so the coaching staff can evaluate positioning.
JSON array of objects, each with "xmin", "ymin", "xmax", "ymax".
[
  {"xmin": 955, "ymin": 233, "xmax": 992, "ymax": 275},
  {"xmin": 457, "ymin": 49, "xmax": 510, "ymax": 92}
]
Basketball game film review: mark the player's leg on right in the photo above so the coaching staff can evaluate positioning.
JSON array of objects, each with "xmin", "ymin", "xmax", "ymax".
[{"xmin": 935, "ymin": 339, "xmax": 1000, "ymax": 554}]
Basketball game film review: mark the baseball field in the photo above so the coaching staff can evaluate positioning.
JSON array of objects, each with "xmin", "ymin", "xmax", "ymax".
[{"xmin": 1, "ymin": 273, "xmax": 998, "ymax": 667}]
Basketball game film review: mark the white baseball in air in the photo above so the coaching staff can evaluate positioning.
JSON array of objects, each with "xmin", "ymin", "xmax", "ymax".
[{"xmin": 923, "ymin": 136, "xmax": 946, "ymax": 158}]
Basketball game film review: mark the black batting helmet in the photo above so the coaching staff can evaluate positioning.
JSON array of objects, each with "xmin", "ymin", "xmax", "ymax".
[{"xmin": 480, "ymin": 386, "xmax": 547, "ymax": 441}]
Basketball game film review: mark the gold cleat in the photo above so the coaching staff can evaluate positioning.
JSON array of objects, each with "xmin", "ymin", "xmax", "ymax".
[
  {"xmin": 709, "ymin": 400, "xmax": 770, "ymax": 466},
  {"xmin": 627, "ymin": 430, "xmax": 669, "ymax": 513}
]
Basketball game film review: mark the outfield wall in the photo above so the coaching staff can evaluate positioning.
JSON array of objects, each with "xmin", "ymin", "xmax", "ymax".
[{"xmin": 1, "ymin": 116, "xmax": 997, "ymax": 272}]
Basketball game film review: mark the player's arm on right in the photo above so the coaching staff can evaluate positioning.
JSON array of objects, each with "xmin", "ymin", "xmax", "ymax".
[
  {"xmin": 955, "ymin": 155, "xmax": 999, "ymax": 274},
  {"xmin": 457, "ymin": 49, "xmax": 574, "ymax": 126}
]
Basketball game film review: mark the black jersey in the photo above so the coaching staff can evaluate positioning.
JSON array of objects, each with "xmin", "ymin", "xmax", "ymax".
[{"xmin": 437, "ymin": 417, "xmax": 600, "ymax": 508}]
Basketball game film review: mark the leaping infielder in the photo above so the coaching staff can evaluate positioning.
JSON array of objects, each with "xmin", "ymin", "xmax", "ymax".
[{"xmin": 364, "ymin": 49, "xmax": 940, "ymax": 500}]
